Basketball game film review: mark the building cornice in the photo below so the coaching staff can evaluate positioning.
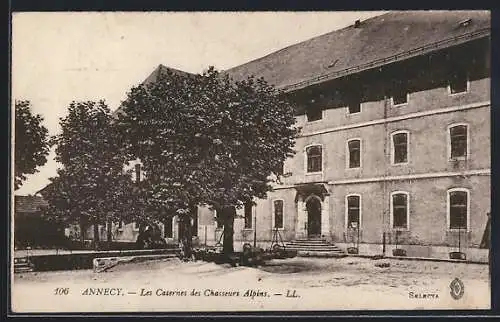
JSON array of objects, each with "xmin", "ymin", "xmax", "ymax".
[
  {"xmin": 272, "ymin": 168, "xmax": 490, "ymax": 190},
  {"xmin": 299, "ymin": 101, "xmax": 490, "ymax": 138}
]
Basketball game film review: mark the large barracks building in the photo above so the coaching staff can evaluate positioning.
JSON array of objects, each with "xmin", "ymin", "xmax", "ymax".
[{"xmin": 116, "ymin": 11, "xmax": 491, "ymax": 260}]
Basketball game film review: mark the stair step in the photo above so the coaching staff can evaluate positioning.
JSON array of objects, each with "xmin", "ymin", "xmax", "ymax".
[
  {"xmin": 14, "ymin": 268, "xmax": 34, "ymax": 273},
  {"xmin": 284, "ymin": 240, "xmax": 346, "ymax": 254},
  {"xmin": 14, "ymin": 264, "xmax": 32, "ymax": 268},
  {"xmin": 292, "ymin": 240, "xmax": 328, "ymax": 244},
  {"xmin": 286, "ymin": 246, "xmax": 342, "ymax": 251},
  {"xmin": 286, "ymin": 243, "xmax": 336, "ymax": 247}
]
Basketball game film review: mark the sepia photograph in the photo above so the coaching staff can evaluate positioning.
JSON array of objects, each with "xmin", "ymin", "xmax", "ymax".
[{"xmin": 11, "ymin": 10, "xmax": 491, "ymax": 313}]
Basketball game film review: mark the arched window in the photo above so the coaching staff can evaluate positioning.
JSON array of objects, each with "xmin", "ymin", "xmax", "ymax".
[
  {"xmin": 347, "ymin": 139, "xmax": 361, "ymax": 168},
  {"xmin": 345, "ymin": 194, "xmax": 361, "ymax": 229},
  {"xmin": 244, "ymin": 201, "xmax": 253, "ymax": 229},
  {"xmin": 390, "ymin": 191, "xmax": 410, "ymax": 230},
  {"xmin": 273, "ymin": 200, "xmax": 284, "ymax": 229},
  {"xmin": 448, "ymin": 124, "xmax": 469, "ymax": 159},
  {"xmin": 306, "ymin": 145, "xmax": 322, "ymax": 173},
  {"xmin": 447, "ymin": 188, "xmax": 470, "ymax": 230},
  {"xmin": 391, "ymin": 131, "xmax": 409, "ymax": 164}
]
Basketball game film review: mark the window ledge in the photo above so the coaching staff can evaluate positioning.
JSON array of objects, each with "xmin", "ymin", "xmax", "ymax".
[
  {"xmin": 305, "ymin": 171, "xmax": 323, "ymax": 176},
  {"xmin": 392, "ymin": 102, "xmax": 408, "ymax": 108},
  {"xmin": 449, "ymin": 157, "xmax": 468, "ymax": 162},
  {"xmin": 391, "ymin": 228, "xmax": 410, "ymax": 232},
  {"xmin": 446, "ymin": 229, "xmax": 471, "ymax": 233},
  {"xmin": 306, "ymin": 119, "xmax": 323, "ymax": 124},
  {"xmin": 272, "ymin": 228, "xmax": 285, "ymax": 231},
  {"xmin": 391, "ymin": 162, "xmax": 409, "ymax": 166},
  {"xmin": 449, "ymin": 91, "xmax": 468, "ymax": 97},
  {"xmin": 242, "ymin": 228, "xmax": 254, "ymax": 231}
]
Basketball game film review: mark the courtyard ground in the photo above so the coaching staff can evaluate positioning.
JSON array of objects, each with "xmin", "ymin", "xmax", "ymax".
[{"xmin": 11, "ymin": 256, "xmax": 490, "ymax": 312}]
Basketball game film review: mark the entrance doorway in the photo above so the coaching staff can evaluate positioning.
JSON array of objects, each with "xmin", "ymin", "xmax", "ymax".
[{"xmin": 306, "ymin": 196, "xmax": 322, "ymax": 238}]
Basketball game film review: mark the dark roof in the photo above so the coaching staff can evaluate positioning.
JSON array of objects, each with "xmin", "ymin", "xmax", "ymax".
[
  {"xmin": 113, "ymin": 64, "xmax": 196, "ymax": 117},
  {"xmin": 15, "ymin": 195, "xmax": 48, "ymax": 213},
  {"xmin": 141, "ymin": 64, "xmax": 196, "ymax": 86},
  {"xmin": 222, "ymin": 11, "xmax": 490, "ymax": 92}
]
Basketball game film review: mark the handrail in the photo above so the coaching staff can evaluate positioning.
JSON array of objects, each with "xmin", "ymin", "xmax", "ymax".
[{"xmin": 281, "ymin": 28, "xmax": 490, "ymax": 93}]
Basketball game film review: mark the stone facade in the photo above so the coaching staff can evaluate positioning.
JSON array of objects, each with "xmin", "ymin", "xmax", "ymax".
[{"xmin": 196, "ymin": 35, "xmax": 491, "ymax": 254}]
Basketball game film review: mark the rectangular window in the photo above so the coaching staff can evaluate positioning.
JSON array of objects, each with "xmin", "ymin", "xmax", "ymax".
[
  {"xmin": 133, "ymin": 221, "xmax": 139, "ymax": 231},
  {"xmin": 135, "ymin": 164, "xmax": 141, "ymax": 183},
  {"xmin": 392, "ymin": 89, "xmax": 408, "ymax": 106},
  {"xmin": 191, "ymin": 206, "xmax": 198, "ymax": 236},
  {"xmin": 274, "ymin": 200, "xmax": 284, "ymax": 229},
  {"xmin": 450, "ymin": 125, "xmax": 468, "ymax": 159},
  {"xmin": 449, "ymin": 191, "xmax": 468, "ymax": 230},
  {"xmin": 164, "ymin": 217, "xmax": 173, "ymax": 238},
  {"xmin": 392, "ymin": 132, "xmax": 408, "ymax": 164},
  {"xmin": 244, "ymin": 201, "xmax": 253, "ymax": 229},
  {"xmin": 118, "ymin": 221, "xmax": 123, "ymax": 229},
  {"xmin": 348, "ymin": 140, "xmax": 361, "ymax": 168},
  {"xmin": 449, "ymin": 69, "xmax": 468, "ymax": 94},
  {"xmin": 306, "ymin": 106, "xmax": 322, "ymax": 122},
  {"xmin": 347, "ymin": 195, "xmax": 360, "ymax": 229},
  {"xmin": 306, "ymin": 145, "xmax": 322, "ymax": 173},
  {"xmin": 348, "ymin": 99, "xmax": 361, "ymax": 114},
  {"xmin": 392, "ymin": 193, "xmax": 408, "ymax": 229},
  {"xmin": 276, "ymin": 162, "xmax": 285, "ymax": 176}
]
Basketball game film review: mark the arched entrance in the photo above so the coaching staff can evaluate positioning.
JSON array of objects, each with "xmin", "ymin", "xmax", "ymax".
[{"xmin": 306, "ymin": 196, "xmax": 322, "ymax": 238}]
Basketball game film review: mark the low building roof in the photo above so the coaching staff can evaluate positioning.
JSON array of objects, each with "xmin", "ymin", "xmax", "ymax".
[{"xmin": 14, "ymin": 195, "xmax": 48, "ymax": 213}]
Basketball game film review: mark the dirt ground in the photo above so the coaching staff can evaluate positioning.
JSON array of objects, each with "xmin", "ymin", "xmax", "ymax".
[{"xmin": 11, "ymin": 256, "xmax": 490, "ymax": 312}]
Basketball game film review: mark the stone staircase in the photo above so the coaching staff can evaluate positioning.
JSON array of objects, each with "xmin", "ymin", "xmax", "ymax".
[
  {"xmin": 14, "ymin": 257, "xmax": 34, "ymax": 273},
  {"xmin": 285, "ymin": 238, "xmax": 347, "ymax": 258}
]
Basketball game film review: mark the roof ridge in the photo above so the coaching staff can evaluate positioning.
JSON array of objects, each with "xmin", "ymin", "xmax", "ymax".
[{"xmin": 222, "ymin": 12, "xmax": 390, "ymax": 75}]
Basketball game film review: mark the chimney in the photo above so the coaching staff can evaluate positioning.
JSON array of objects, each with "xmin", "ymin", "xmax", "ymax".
[{"xmin": 354, "ymin": 19, "xmax": 361, "ymax": 28}]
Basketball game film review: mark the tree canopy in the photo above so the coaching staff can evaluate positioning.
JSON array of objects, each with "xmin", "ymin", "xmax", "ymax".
[
  {"xmin": 117, "ymin": 67, "xmax": 299, "ymax": 253},
  {"xmin": 42, "ymin": 100, "xmax": 135, "ymax": 246},
  {"xmin": 14, "ymin": 100, "xmax": 50, "ymax": 190}
]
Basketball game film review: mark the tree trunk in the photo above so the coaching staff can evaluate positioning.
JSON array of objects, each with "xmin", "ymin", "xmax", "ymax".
[
  {"xmin": 181, "ymin": 215, "xmax": 193, "ymax": 259},
  {"xmin": 222, "ymin": 206, "xmax": 236, "ymax": 254},
  {"xmin": 93, "ymin": 218, "xmax": 100, "ymax": 250},
  {"xmin": 79, "ymin": 214, "xmax": 85, "ymax": 245},
  {"xmin": 107, "ymin": 218, "xmax": 113, "ymax": 249}
]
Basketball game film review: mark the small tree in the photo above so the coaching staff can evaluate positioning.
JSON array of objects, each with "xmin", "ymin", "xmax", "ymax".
[
  {"xmin": 14, "ymin": 100, "xmax": 50, "ymax": 190},
  {"xmin": 43, "ymin": 100, "xmax": 133, "ymax": 248}
]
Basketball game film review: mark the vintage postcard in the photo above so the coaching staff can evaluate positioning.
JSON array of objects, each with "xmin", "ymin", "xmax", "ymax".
[{"xmin": 11, "ymin": 11, "xmax": 491, "ymax": 313}]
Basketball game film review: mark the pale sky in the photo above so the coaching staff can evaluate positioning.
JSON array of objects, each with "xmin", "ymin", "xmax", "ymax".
[{"xmin": 12, "ymin": 11, "xmax": 385, "ymax": 195}]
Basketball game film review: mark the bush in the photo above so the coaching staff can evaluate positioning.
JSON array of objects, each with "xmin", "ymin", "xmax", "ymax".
[{"xmin": 15, "ymin": 214, "xmax": 68, "ymax": 249}]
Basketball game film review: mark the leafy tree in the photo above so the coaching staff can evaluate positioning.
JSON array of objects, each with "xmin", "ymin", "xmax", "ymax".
[
  {"xmin": 206, "ymin": 73, "xmax": 298, "ymax": 253},
  {"xmin": 118, "ymin": 67, "xmax": 298, "ymax": 255},
  {"xmin": 14, "ymin": 100, "xmax": 50, "ymax": 190},
  {"xmin": 42, "ymin": 101, "xmax": 134, "ymax": 248}
]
